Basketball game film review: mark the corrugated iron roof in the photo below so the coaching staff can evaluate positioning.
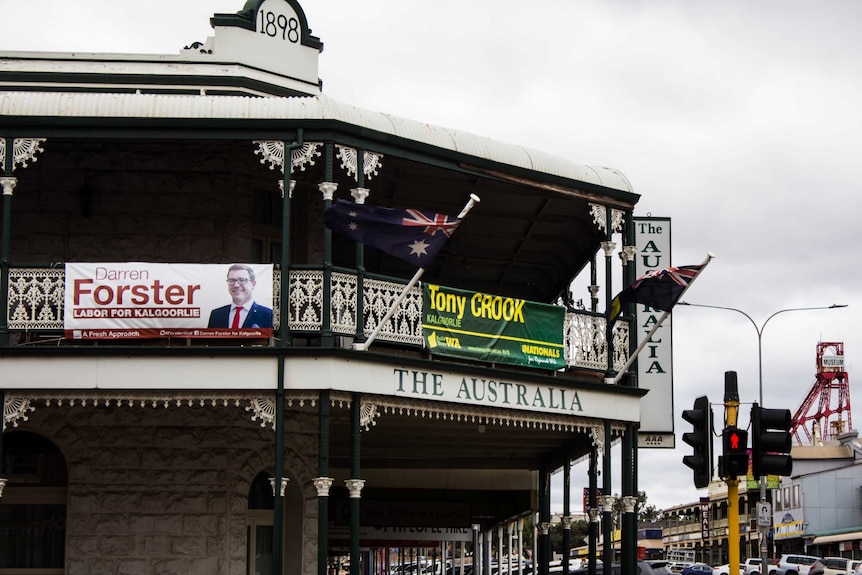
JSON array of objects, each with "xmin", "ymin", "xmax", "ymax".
[{"xmin": 0, "ymin": 91, "xmax": 633, "ymax": 193}]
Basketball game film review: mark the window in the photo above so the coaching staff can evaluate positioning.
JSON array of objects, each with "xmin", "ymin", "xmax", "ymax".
[
  {"xmin": 0, "ymin": 431, "xmax": 67, "ymax": 574},
  {"xmin": 792, "ymin": 484, "xmax": 800, "ymax": 508},
  {"xmin": 247, "ymin": 472, "xmax": 275, "ymax": 575}
]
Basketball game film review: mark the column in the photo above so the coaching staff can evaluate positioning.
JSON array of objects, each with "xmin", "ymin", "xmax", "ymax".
[
  {"xmin": 315, "ymin": 389, "xmax": 333, "ymax": 575},
  {"xmin": 348, "ymin": 393, "xmax": 365, "ymax": 575}
]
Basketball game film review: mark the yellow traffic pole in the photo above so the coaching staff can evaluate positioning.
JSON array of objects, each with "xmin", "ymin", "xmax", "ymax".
[{"xmin": 724, "ymin": 372, "xmax": 740, "ymax": 573}]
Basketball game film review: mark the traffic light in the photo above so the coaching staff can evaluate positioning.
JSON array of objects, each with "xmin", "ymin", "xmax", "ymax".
[
  {"xmin": 682, "ymin": 396, "xmax": 712, "ymax": 488},
  {"xmin": 751, "ymin": 402, "xmax": 793, "ymax": 478},
  {"xmin": 720, "ymin": 426, "xmax": 749, "ymax": 478}
]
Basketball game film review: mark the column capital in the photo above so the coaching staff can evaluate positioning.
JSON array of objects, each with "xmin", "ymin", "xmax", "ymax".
[
  {"xmin": 318, "ymin": 181, "xmax": 338, "ymax": 201},
  {"xmin": 345, "ymin": 478, "xmax": 365, "ymax": 498},
  {"xmin": 350, "ymin": 187, "xmax": 370, "ymax": 205},
  {"xmin": 312, "ymin": 476, "xmax": 334, "ymax": 497},
  {"xmin": 0, "ymin": 177, "xmax": 17, "ymax": 196},
  {"xmin": 269, "ymin": 476, "xmax": 289, "ymax": 497}
]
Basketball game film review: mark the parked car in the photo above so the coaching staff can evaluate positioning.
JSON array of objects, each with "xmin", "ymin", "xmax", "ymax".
[
  {"xmin": 809, "ymin": 561, "xmax": 826, "ymax": 575},
  {"xmin": 682, "ymin": 563, "xmax": 714, "ymax": 575},
  {"xmin": 743, "ymin": 559, "xmax": 763, "ymax": 575},
  {"xmin": 713, "ymin": 564, "xmax": 744, "ymax": 575},
  {"xmin": 821, "ymin": 557, "xmax": 862, "ymax": 575},
  {"xmin": 647, "ymin": 561, "xmax": 674, "ymax": 575},
  {"xmin": 561, "ymin": 561, "xmax": 667, "ymax": 575},
  {"xmin": 775, "ymin": 555, "xmax": 822, "ymax": 575}
]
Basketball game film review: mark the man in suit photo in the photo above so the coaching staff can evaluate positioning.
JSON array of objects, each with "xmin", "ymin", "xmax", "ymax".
[{"xmin": 207, "ymin": 264, "xmax": 273, "ymax": 329}]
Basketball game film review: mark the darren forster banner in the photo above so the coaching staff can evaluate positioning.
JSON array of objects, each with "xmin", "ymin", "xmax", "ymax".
[
  {"xmin": 64, "ymin": 263, "xmax": 274, "ymax": 340},
  {"xmin": 422, "ymin": 283, "xmax": 565, "ymax": 371}
]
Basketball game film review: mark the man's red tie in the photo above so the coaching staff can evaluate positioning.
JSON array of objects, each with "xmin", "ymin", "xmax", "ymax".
[{"xmin": 231, "ymin": 306, "xmax": 243, "ymax": 329}]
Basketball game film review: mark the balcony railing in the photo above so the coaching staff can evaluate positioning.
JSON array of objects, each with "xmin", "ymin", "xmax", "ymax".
[{"xmin": 6, "ymin": 266, "xmax": 629, "ymax": 374}]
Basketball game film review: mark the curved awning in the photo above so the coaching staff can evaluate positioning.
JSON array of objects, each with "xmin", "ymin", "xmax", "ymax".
[{"xmin": 812, "ymin": 530, "xmax": 862, "ymax": 544}]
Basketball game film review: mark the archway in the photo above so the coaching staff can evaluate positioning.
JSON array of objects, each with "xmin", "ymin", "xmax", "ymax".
[{"xmin": 0, "ymin": 430, "xmax": 68, "ymax": 572}]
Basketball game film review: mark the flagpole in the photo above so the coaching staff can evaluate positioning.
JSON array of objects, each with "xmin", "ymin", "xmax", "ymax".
[
  {"xmin": 607, "ymin": 252, "xmax": 714, "ymax": 384},
  {"xmin": 352, "ymin": 194, "xmax": 480, "ymax": 352}
]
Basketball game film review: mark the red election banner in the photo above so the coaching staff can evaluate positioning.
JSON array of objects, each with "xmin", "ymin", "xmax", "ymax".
[{"xmin": 64, "ymin": 263, "xmax": 274, "ymax": 340}]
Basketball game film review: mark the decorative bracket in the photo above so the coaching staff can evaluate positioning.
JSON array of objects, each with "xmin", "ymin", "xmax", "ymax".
[
  {"xmin": 588, "ymin": 204, "xmax": 625, "ymax": 234},
  {"xmin": 590, "ymin": 424, "xmax": 605, "ymax": 452},
  {"xmin": 4, "ymin": 396, "xmax": 36, "ymax": 431},
  {"xmin": 246, "ymin": 398, "xmax": 276, "ymax": 429},
  {"xmin": 253, "ymin": 140, "xmax": 322, "ymax": 174},
  {"xmin": 0, "ymin": 138, "xmax": 46, "ymax": 173},
  {"xmin": 335, "ymin": 145, "xmax": 383, "ymax": 181},
  {"xmin": 360, "ymin": 401, "xmax": 380, "ymax": 430}
]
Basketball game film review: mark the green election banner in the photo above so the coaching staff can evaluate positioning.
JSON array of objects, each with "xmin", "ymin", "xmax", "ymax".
[{"xmin": 422, "ymin": 283, "xmax": 566, "ymax": 371}]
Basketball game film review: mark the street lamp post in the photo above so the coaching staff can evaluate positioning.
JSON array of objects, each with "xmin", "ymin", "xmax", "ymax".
[{"xmin": 678, "ymin": 302, "xmax": 847, "ymax": 566}]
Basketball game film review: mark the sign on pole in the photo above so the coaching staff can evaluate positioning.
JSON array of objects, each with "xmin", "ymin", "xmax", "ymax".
[{"xmin": 757, "ymin": 502, "xmax": 772, "ymax": 532}]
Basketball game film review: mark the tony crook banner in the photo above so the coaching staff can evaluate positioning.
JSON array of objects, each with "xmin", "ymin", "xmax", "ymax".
[
  {"xmin": 64, "ymin": 263, "xmax": 274, "ymax": 339},
  {"xmin": 422, "ymin": 283, "xmax": 566, "ymax": 371}
]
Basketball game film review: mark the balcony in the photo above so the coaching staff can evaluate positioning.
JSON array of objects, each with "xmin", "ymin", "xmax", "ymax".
[{"xmin": 6, "ymin": 265, "xmax": 630, "ymax": 376}]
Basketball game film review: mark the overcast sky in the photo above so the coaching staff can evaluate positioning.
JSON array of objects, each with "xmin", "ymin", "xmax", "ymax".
[{"xmin": 2, "ymin": 0, "xmax": 860, "ymax": 514}]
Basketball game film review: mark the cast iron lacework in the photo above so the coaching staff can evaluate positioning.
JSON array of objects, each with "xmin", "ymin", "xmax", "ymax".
[
  {"xmin": 252, "ymin": 140, "xmax": 322, "ymax": 174},
  {"xmin": 335, "ymin": 145, "xmax": 383, "ymax": 181},
  {"xmin": 0, "ymin": 137, "xmax": 47, "ymax": 172},
  {"xmin": 1, "ymin": 392, "xmax": 315, "ymax": 431},
  {"xmin": 4, "ymin": 392, "xmax": 627, "ymax": 446},
  {"xmin": 588, "ymin": 203, "xmax": 625, "ymax": 233},
  {"xmin": 332, "ymin": 393, "xmax": 626, "ymax": 436},
  {"xmin": 3, "ymin": 397, "xmax": 35, "ymax": 431},
  {"xmin": 5, "ymin": 268, "xmax": 629, "ymax": 372},
  {"xmin": 8, "ymin": 267, "xmax": 65, "ymax": 329},
  {"xmin": 591, "ymin": 424, "xmax": 606, "ymax": 453}
]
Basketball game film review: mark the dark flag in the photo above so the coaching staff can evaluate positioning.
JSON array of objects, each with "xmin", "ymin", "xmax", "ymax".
[
  {"xmin": 323, "ymin": 199, "xmax": 461, "ymax": 266},
  {"xmin": 609, "ymin": 264, "xmax": 706, "ymax": 322}
]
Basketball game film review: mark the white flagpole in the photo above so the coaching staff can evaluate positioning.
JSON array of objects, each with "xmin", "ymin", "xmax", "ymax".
[
  {"xmin": 607, "ymin": 251, "xmax": 715, "ymax": 384},
  {"xmin": 352, "ymin": 194, "xmax": 480, "ymax": 352}
]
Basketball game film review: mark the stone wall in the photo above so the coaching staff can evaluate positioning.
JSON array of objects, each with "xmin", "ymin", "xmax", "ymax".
[{"xmin": 16, "ymin": 397, "xmax": 322, "ymax": 575}]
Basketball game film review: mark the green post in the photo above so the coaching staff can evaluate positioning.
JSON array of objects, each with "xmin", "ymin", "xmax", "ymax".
[{"xmin": 317, "ymin": 390, "xmax": 331, "ymax": 575}]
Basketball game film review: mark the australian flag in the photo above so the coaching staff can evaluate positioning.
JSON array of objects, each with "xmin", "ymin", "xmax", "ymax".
[
  {"xmin": 608, "ymin": 264, "xmax": 705, "ymax": 322},
  {"xmin": 323, "ymin": 199, "xmax": 462, "ymax": 266}
]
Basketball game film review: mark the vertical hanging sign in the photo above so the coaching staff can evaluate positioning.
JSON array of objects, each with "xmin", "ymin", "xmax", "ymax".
[{"xmin": 633, "ymin": 217, "xmax": 676, "ymax": 448}]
